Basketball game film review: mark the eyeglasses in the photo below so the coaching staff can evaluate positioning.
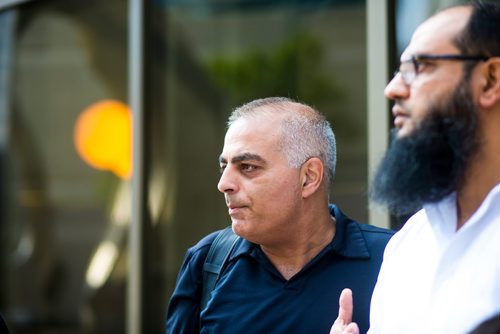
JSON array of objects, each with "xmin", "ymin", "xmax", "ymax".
[{"xmin": 395, "ymin": 54, "xmax": 489, "ymax": 85}]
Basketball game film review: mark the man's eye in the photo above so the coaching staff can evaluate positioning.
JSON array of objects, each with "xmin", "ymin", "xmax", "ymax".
[
  {"xmin": 415, "ymin": 61, "xmax": 430, "ymax": 73},
  {"xmin": 219, "ymin": 165, "xmax": 226, "ymax": 173},
  {"xmin": 241, "ymin": 164, "xmax": 257, "ymax": 172}
]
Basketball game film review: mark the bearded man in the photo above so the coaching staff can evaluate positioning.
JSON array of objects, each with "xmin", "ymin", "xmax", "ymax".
[{"xmin": 330, "ymin": 1, "xmax": 500, "ymax": 334}]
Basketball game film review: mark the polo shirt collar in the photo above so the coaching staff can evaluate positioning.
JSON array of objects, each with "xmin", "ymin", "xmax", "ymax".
[
  {"xmin": 328, "ymin": 204, "xmax": 371, "ymax": 259},
  {"xmin": 227, "ymin": 204, "xmax": 371, "ymax": 261}
]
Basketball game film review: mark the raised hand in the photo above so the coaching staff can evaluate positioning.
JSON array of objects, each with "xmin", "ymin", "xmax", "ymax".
[{"xmin": 329, "ymin": 288, "xmax": 360, "ymax": 334}]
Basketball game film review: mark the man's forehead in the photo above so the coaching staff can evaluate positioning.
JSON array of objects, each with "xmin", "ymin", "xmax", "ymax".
[
  {"xmin": 225, "ymin": 113, "xmax": 284, "ymax": 143},
  {"xmin": 220, "ymin": 137, "xmax": 280, "ymax": 161},
  {"xmin": 401, "ymin": 6, "xmax": 472, "ymax": 60},
  {"xmin": 221, "ymin": 126, "xmax": 281, "ymax": 160}
]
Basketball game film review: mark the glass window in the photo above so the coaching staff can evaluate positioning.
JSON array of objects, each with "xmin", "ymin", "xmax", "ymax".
[
  {"xmin": 0, "ymin": 0, "xmax": 370, "ymax": 332},
  {"xmin": 0, "ymin": 1, "xmax": 128, "ymax": 332}
]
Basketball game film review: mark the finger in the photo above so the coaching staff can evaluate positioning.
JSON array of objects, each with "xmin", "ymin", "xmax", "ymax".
[
  {"xmin": 338, "ymin": 288, "xmax": 353, "ymax": 324},
  {"xmin": 330, "ymin": 318, "xmax": 359, "ymax": 334},
  {"xmin": 345, "ymin": 323, "xmax": 360, "ymax": 334},
  {"xmin": 330, "ymin": 317, "xmax": 345, "ymax": 334}
]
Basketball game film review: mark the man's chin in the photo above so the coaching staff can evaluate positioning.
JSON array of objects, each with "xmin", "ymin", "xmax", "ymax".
[
  {"xmin": 394, "ymin": 123, "xmax": 417, "ymax": 138},
  {"xmin": 231, "ymin": 220, "xmax": 248, "ymax": 235},
  {"xmin": 232, "ymin": 221, "xmax": 260, "ymax": 243}
]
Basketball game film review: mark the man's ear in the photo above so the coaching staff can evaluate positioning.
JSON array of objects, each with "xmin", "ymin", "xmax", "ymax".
[
  {"xmin": 300, "ymin": 157, "xmax": 324, "ymax": 198},
  {"xmin": 478, "ymin": 58, "xmax": 500, "ymax": 109}
]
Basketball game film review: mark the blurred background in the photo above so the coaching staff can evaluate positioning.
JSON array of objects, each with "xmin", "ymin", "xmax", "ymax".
[{"xmin": 0, "ymin": 0, "xmax": 484, "ymax": 333}]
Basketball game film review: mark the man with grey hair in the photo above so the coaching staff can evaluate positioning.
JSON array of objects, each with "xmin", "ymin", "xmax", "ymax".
[{"xmin": 166, "ymin": 97, "xmax": 393, "ymax": 334}]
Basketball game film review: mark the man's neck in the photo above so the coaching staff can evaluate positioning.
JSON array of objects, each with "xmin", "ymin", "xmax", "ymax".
[
  {"xmin": 260, "ymin": 215, "xmax": 335, "ymax": 280},
  {"xmin": 456, "ymin": 151, "xmax": 500, "ymax": 229}
]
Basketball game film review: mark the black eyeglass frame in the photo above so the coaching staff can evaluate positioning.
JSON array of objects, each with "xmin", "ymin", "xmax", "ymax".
[{"xmin": 395, "ymin": 54, "xmax": 490, "ymax": 85}]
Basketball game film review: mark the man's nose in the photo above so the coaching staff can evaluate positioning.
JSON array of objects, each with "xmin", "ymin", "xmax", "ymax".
[
  {"xmin": 217, "ymin": 167, "xmax": 238, "ymax": 193},
  {"xmin": 384, "ymin": 74, "xmax": 410, "ymax": 101}
]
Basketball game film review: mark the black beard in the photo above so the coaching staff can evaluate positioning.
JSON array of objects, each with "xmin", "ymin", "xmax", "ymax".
[{"xmin": 370, "ymin": 78, "xmax": 481, "ymax": 217}]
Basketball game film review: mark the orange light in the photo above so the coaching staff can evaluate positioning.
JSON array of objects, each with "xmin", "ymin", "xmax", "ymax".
[{"xmin": 74, "ymin": 100, "xmax": 132, "ymax": 179}]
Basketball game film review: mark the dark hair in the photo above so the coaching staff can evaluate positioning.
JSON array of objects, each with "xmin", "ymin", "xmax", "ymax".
[
  {"xmin": 449, "ymin": 1, "xmax": 500, "ymax": 78},
  {"xmin": 455, "ymin": 1, "xmax": 500, "ymax": 58}
]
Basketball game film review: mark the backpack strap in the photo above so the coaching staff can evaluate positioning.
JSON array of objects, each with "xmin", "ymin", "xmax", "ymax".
[{"xmin": 200, "ymin": 226, "xmax": 240, "ymax": 311}]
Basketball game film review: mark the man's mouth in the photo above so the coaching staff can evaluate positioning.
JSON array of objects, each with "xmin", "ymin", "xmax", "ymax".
[
  {"xmin": 227, "ymin": 203, "xmax": 247, "ymax": 216},
  {"xmin": 392, "ymin": 105, "xmax": 410, "ymax": 129}
]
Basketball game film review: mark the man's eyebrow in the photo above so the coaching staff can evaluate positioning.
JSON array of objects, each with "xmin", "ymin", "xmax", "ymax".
[{"xmin": 218, "ymin": 153, "xmax": 266, "ymax": 164}]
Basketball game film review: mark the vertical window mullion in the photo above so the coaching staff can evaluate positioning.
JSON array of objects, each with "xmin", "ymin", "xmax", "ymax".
[
  {"xmin": 367, "ymin": 0, "xmax": 390, "ymax": 228},
  {"xmin": 128, "ymin": 0, "xmax": 145, "ymax": 333}
]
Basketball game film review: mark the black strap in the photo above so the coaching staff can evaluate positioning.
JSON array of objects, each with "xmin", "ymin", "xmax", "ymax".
[{"xmin": 200, "ymin": 227, "xmax": 240, "ymax": 311}]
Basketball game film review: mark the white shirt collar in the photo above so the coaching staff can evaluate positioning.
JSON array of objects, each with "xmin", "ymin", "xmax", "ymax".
[{"xmin": 423, "ymin": 182, "xmax": 500, "ymax": 239}]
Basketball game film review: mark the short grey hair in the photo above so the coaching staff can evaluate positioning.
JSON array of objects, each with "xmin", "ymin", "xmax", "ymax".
[{"xmin": 228, "ymin": 97, "xmax": 337, "ymax": 190}]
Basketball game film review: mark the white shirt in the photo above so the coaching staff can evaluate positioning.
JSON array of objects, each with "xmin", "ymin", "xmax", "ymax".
[{"xmin": 368, "ymin": 183, "xmax": 500, "ymax": 334}]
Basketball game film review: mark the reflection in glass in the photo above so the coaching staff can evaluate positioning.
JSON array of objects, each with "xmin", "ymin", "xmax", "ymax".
[
  {"xmin": 0, "ymin": 1, "xmax": 128, "ymax": 333},
  {"xmin": 0, "ymin": 0, "xmax": 369, "ymax": 333}
]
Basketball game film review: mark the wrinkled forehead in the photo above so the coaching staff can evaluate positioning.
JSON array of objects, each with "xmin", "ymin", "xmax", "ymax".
[{"xmin": 401, "ymin": 6, "xmax": 472, "ymax": 61}]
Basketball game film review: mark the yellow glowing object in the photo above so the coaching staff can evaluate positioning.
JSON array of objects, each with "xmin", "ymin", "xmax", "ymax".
[{"xmin": 74, "ymin": 100, "xmax": 132, "ymax": 179}]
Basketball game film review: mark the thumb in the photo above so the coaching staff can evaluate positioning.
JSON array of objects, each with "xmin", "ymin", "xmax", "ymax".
[
  {"xmin": 329, "ymin": 288, "xmax": 356, "ymax": 334},
  {"xmin": 338, "ymin": 288, "xmax": 353, "ymax": 324}
]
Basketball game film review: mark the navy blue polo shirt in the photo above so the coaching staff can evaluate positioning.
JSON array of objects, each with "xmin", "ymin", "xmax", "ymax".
[{"xmin": 166, "ymin": 204, "xmax": 394, "ymax": 334}]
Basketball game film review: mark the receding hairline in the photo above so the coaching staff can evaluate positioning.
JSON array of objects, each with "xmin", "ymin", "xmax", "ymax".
[
  {"xmin": 231, "ymin": 99, "xmax": 323, "ymax": 127},
  {"xmin": 226, "ymin": 97, "xmax": 337, "ymax": 192}
]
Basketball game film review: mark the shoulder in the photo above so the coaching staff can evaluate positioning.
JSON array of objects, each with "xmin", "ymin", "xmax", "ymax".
[
  {"xmin": 357, "ymin": 223, "xmax": 395, "ymax": 245},
  {"xmin": 189, "ymin": 230, "xmax": 222, "ymax": 252},
  {"xmin": 357, "ymin": 221, "xmax": 395, "ymax": 236},
  {"xmin": 166, "ymin": 230, "xmax": 227, "ymax": 333},
  {"xmin": 357, "ymin": 218, "xmax": 395, "ymax": 237},
  {"xmin": 351, "ymin": 221, "xmax": 394, "ymax": 257},
  {"xmin": 183, "ymin": 229, "xmax": 226, "ymax": 263},
  {"xmin": 330, "ymin": 203, "xmax": 394, "ymax": 258},
  {"xmin": 397, "ymin": 208, "xmax": 428, "ymax": 234},
  {"xmin": 331, "ymin": 203, "xmax": 394, "ymax": 242},
  {"xmin": 177, "ymin": 229, "xmax": 228, "ymax": 277},
  {"xmin": 385, "ymin": 208, "xmax": 428, "ymax": 251}
]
